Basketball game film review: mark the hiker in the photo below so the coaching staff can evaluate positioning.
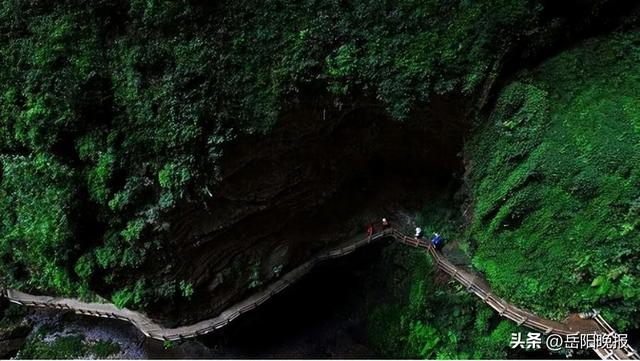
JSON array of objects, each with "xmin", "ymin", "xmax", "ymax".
[
  {"xmin": 431, "ymin": 233, "xmax": 443, "ymax": 250},
  {"xmin": 415, "ymin": 227, "xmax": 424, "ymax": 240},
  {"xmin": 381, "ymin": 218, "xmax": 390, "ymax": 231},
  {"xmin": 367, "ymin": 223, "xmax": 375, "ymax": 238}
]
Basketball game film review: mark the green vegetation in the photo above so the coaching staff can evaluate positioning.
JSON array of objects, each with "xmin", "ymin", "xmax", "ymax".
[
  {"xmin": 248, "ymin": 262, "xmax": 263, "ymax": 289},
  {"xmin": 179, "ymin": 280, "xmax": 194, "ymax": 299},
  {"xmin": 17, "ymin": 329, "xmax": 120, "ymax": 359},
  {"xmin": 93, "ymin": 339, "xmax": 121, "ymax": 358},
  {"xmin": 1, "ymin": 4, "xmax": 638, "ymax": 353},
  {"xmin": 0, "ymin": 0, "xmax": 561, "ymax": 307},
  {"xmin": 466, "ymin": 31, "xmax": 640, "ymax": 331},
  {"xmin": 366, "ymin": 200, "xmax": 534, "ymax": 359},
  {"xmin": 366, "ymin": 241, "xmax": 522, "ymax": 359}
]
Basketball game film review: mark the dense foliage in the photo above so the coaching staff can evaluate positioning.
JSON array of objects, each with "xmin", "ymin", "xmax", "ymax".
[
  {"xmin": 0, "ymin": 0, "xmax": 638, "ymax": 358},
  {"xmin": 466, "ymin": 31, "xmax": 640, "ymax": 331},
  {"xmin": 365, "ymin": 203, "xmax": 526, "ymax": 359},
  {"xmin": 369, "ymin": 240, "xmax": 518, "ymax": 359},
  {"xmin": 0, "ymin": 0, "xmax": 561, "ymax": 306}
]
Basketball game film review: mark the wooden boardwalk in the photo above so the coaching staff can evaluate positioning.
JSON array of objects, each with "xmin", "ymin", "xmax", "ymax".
[
  {"xmin": 389, "ymin": 229, "xmax": 639, "ymax": 360},
  {"xmin": 1, "ymin": 229, "xmax": 638, "ymax": 359}
]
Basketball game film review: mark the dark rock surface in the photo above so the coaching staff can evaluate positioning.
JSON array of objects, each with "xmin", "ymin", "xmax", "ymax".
[
  {"xmin": 0, "ymin": 300, "xmax": 32, "ymax": 358},
  {"xmin": 147, "ymin": 98, "xmax": 466, "ymax": 325}
]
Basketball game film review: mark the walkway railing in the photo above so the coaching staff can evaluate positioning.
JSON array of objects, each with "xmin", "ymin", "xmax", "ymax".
[
  {"xmin": 0, "ymin": 231, "xmax": 388, "ymax": 341},
  {"xmin": 389, "ymin": 229, "xmax": 639, "ymax": 360},
  {"xmin": 1, "ymin": 228, "xmax": 638, "ymax": 360}
]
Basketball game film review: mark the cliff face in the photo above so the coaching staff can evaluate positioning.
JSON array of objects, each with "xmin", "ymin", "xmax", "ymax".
[
  {"xmin": 465, "ymin": 30, "xmax": 640, "ymax": 331},
  {"xmin": 149, "ymin": 96, "xmax": 466, "ymax": 323},
  {"xmin": 2, "ymin": 0, "xmax": 640, "ymax": 327}
]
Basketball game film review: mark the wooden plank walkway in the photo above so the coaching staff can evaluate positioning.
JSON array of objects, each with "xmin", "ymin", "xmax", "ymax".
[
  {"xmin": 0, "ymin": 232, "xmax": 388, "ymax": 341},
  {"xmin": 1, "ymin": 229, "xmax": 638, "ymax": 359},
  {"xmin": 389, "ymin": 229, "xmax": 639, "ymax": 360}
]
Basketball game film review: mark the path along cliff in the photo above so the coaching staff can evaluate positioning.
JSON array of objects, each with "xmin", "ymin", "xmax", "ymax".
[{"xmin": 2, "ymin": 229, "xmax": 638, "ymax": 360}]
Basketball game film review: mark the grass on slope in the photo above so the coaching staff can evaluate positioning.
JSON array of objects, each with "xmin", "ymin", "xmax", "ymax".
[
  {"xmin": 365, "ymin": 199, "xmax": 538, "ymax": 359},
  {"xmin": 466, "ymin": 30, "xmax": 640, "ymax": 331}
]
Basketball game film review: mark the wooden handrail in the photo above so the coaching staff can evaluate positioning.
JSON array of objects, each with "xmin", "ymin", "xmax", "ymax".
[{"xmin": 0, "ymin": 228, "xmax": 637, "ymax": 359}]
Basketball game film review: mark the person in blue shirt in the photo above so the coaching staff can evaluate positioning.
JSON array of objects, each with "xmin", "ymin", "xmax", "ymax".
[{"xmin": 431, "ymin": 233, "xmax": 443, "ymax": 249}]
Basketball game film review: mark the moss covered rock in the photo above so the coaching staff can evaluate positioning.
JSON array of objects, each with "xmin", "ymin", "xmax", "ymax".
[{"xmin": 466, "ymin": 31, "xmax": 640, "ymax": 330}]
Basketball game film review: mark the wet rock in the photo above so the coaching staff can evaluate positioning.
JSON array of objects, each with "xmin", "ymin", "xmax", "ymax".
[
  {"xmin": 147, "ymin": 101, "xmax": 465, "ymax": 325},
  {"xmin": 0, "ymin": 302, "xmax": 33, "ymax": 358},
  {"xmin": 0, "ymin": 338, "xmax": 26, "ymax": 358}
]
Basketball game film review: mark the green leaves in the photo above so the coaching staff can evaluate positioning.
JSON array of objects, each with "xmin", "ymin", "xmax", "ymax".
[
  {"xmin": 367, "ymin": 243, "xmax": 514, "ymax": 359},
  {"xmin": 326, "ymin": 42, "xmax": 358, "ymax": 95},
  {"xmin": 74, "ymin": 255, "xmax": 94, "ymax": 281},
  {"xmin": 407, "ymin": 321, "xmax": 440, "ymax": 359},
  {"xmin": 179, "ymin": 280, "xmax": 194, "ymax": 299},
  {"xmin": 112, "ymin": 278, "xmax": 147, "ymax": 309},
  {"xmin": 0, "ymin": 0, "xmax": 633, "ymax": 314},
  {"xmin": 121, "ymin": 218, "xmax": 145, "ymax": 243},
  {"xmin": 0, "ymin": 154, "xmax": 78, "ymax": 293},
  {"xmin": 467, "ymin": 31, "xmax": 640, "ymax": 330},
  {"xmin": 88, "ymin": 151, "xmax": 115, "ymax": 203},
  {"xmin": 591, "ymin": 275, "xmax": 605, "ymax": 287}
]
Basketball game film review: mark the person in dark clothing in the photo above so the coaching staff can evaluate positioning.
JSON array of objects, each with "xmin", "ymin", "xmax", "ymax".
[{"xmin": 381, "ymin": 218, "xmax": 390, "ymax": 230}]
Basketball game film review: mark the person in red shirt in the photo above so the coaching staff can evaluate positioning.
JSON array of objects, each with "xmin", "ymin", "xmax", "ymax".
[{"xmin": 367, "ymin": 223, "xmax": 375, "ymax": 238}]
